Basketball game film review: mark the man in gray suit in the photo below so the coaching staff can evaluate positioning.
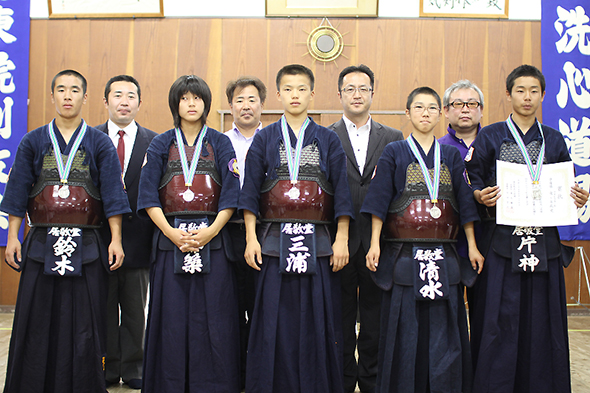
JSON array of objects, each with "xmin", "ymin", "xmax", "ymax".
[
  {"xmin": 328, "ymin": 65, "xmax": 403, "ymax": 393},
  {"xmin": 96, "ymin": 75, "xmax": 157, "ymax": 390}
]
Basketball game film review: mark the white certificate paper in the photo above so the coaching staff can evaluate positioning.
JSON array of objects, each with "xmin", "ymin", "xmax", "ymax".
[{"xmin": 496, "ymin": 161, "xmax": 578, "ymax": 227}]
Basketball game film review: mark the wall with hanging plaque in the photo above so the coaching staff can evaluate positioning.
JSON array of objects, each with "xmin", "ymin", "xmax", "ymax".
[{"xmin": 420, "ymin": 0, "xmax": 508, "ymax": 19}]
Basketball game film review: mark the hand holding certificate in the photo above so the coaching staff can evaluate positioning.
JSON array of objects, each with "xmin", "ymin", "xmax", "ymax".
[{"xmin": 496, "ymin": 160, "xmax": 578, "ymax": 226}]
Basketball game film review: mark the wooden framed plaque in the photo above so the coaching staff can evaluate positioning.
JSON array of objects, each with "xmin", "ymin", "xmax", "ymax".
[
  {"xmin": 266, "ymin": 0, "xmax": 378, "ymax": 17},
  {"xmin": 420, "ymin": 0, "xmax": 508, "ymax": 19},
  {"xmin": 48, "ymin": 0, "xmax": 164, "ymax": 18}
]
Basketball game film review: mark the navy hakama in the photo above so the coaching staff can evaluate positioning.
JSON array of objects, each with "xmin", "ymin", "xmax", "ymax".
[
  {"xmin": 239, "ymin": 118, "xmax": 354, "ymax": 393},
  {"xmin": 142, "ymin": 241, "xmax": 239, "ymax": 392},
  {"xmin": 361, "ymin": 139, "xmax": 479, "ymax": 393},
  {"xmin": 137, "ymin": 128, "xmax": 241, "ymax": 393},
  {"xmin": 467, "ymin": 240, "xmax": 570, "ymax": 393},
  {"xmin": 465, "ymin": 120, "xmax": 573, "ymax": 393},
  {"xmin": 1, "ymin": 121, "xmax": 130, "ymax": 393},
  {"xmin": 4, "ymin": 231, "xmax": 110, "ymax": 393},
  {"xmin": 375, "ymin": 244, "xmax": 472, "ymax": 393},
  {"xmin": 247, "ymin": 253, "xmax": 342, "ymax": 392}
]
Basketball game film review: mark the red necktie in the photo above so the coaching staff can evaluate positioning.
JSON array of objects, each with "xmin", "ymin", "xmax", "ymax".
[{"xmin": 117, "ymin": 130, "xmax": 125, "ymax": 172}]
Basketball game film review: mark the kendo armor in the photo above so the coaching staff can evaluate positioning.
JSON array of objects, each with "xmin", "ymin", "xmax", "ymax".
[
  {"xmin": 482, "ymin": 139, "xmax": 545, "ymax": 218},
  {"xmin": 28, "ymin": 148, "xmax": 103, "ymax": 228},
  {"xmin": 499, "ymin": 139, "xmax": 544, "ymax": 165},
  {"xmin": 260, "ymin": 140, "xmax": 334, "ymax": 224},
  {"xmin": 159, "ymin": 140, "xmax": 221, "ymax": 216},
  {"xmin": 384, "ymin": 162, "xmax": 459, "ymax": 242}
]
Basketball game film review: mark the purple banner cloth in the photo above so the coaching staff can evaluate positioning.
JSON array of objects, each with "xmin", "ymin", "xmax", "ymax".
[
  {"xmin": 0, "ymin": 1, "xmax": 29, "ymax": 246},
  {"xmin": 542, "ymin": 1, "xmax": 590, "ymax": 240}
]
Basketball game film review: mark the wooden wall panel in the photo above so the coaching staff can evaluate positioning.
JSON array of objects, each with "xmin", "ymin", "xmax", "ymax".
[
  {"xmin": 485, "ymin": 21, "xmax": 521, "ymax": 126},
  {"xmin": 132, "ymin": 19, "xmax": 182, "ymax": 133},
  {"xmin": 24, "ymin": 18, "xmax": 546, "ymax": 137},
  {"xmin": 88, "ymin": 20, "xmax": 133, "ymax": 127},
  {"xmin": 2, "ymin": 17, "xmax": 563, "ymax": 305},
  {"xmin": 46, "ymin": 20, "xmax": 93, "ymax": 123},
  {"xmin": 356, "ymin": 19, "xmax": 406, "ymax": 131},
  {"xmin": 221, "ymin": 19, "xmax": 270, "ymax": 130},
  {"xmin": 88, "ymin": 21, "xmax": 132, "ymax": 83},
  {"xmin": 267, "ymin": 19, "xmax": 316, "ymax": 111},
  {"xmin": 442, "ymin": 20, "xmax": 487, "ymax": 117},
  {"xmin": 28, "ymin": 20, "xmax": 48, "ymax": 131}
]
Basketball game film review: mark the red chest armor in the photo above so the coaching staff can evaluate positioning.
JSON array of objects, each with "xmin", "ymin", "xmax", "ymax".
[
  {"xmin": 28, "ymin": 149, "xmax": 103, "ymax": 228},
  {"xmin": 259, "ymin": 141, "xmax": 334, "ymax": 224},
  {"xmin": 158, "ymin": 141, "xmax": 221, "ymax": 216},
  {"xmin": 384, "ymin": 162, "xmax": 459, "ymax": 241},
  {"xmin": 260, "ymin": 180, "xmax": 334, "ymax": 224}
]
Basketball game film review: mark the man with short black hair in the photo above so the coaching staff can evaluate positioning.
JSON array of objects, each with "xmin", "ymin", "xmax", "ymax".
[
  {"xmin": 95, "ymin": 74, "xmax": 157, "ymax": 390},
  {"xmin": 328, "ymin": 64, "xmax": 403, "ymax": 393}
]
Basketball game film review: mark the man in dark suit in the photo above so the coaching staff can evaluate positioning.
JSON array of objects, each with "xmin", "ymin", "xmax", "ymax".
[
  {"xmin": 328, "ymin": 65, "xmax": 403, "ymax": 393},
  {"xmin": 96, "ymin": 75, "xmax": 157, "ymax": 390}
]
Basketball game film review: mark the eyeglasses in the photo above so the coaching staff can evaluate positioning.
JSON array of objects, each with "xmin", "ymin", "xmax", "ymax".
[
  {"xmin": 341, "ymin": 86, "xmax": 372, "ymax": 95},
  {"xmin": 411, "ymin": 104, "xmax": 440, "ymax": 114},
  {"xmin": 448, "ymin": 100, "xmax": 481, "ymax": 109}
]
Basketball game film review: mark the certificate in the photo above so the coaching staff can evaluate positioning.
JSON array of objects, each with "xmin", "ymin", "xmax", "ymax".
[{"xmin": 496, "ymin": 160, "xmax": 578, "ymax": 227}]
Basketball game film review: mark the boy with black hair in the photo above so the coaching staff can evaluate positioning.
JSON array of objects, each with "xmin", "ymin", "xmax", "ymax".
[
  {"xmin": 465, "ymin": 64, "xmax": 588, "ymax": 393},
  {"xmin": 1, "ymin": 69, "xmax": 130, "ymax": 392},
  {"xmin": 362, "ymin": 86, "xmax": 483, "ymax": 393},
  {"xmin": 240, "ymin": 64, "xmax": 354, "ymax": 393}
]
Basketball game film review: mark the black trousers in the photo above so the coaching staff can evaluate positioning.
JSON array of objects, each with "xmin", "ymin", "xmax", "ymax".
[
  {"xmin": 105, "ymin": 267, "xmax": 149, "ymax": 383},
  {"xmin": 226, "ymin": 222, "xmax": 256, "ymax": 389},
  {"xmin": 341, "ymin": 246, "xmax": 382, "ymax": 393}
]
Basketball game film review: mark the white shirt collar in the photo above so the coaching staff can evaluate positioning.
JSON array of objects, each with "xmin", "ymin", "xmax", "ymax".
[
  {"xmin": 342, "ymin": 114, "xmax": 371, "ymax": 132},
  {"xmin": 107, "ymin": 119, "xmax": 138, "ymax": 139}
]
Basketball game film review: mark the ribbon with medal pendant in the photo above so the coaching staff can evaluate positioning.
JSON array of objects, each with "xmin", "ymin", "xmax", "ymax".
[{"xmin": 406, "ymin": 135, "xmax": 442, "ymax": 219}]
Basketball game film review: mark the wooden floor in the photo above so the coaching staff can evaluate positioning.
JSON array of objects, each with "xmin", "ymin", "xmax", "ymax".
[{"xmin": 0, "ymin": 312, "xmax": 589, "ymax": 392}]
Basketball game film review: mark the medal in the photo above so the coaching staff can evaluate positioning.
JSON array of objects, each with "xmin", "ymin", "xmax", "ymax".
[
  {"xmin": 288, "ymin": 186, "xmax": 300, "ymax": 199},
  {"xmin": 430, "ymin": 204, "xmax": 441, "ymax": 219},
  {"xmin": 280, "ymin": 115, "xmax": 310, "ymax": 187},
  {"xmin": 182, "ymin": 188, "xmax": 195, "ymax": 202},
  {"xmin": 505, "ymin": 116, "xmax": 545, "ymax": 202},
  {"xmin": 406, "ymin": 135, "xmax": 441, "ymax": 219},
  {"xmin": 532, "ymin": 182, "xmax": 541, "ymax": 200},
  {"xmin": 47, "ymin": 119, "xmax": 88, "ymax": 187},
  {"xmin": 175, "ymin": 126, "xmax": 208, "ymax": 199},
  {"xmin": 58, "ymin": 185, "xmax": 70, "ymax": 199}
]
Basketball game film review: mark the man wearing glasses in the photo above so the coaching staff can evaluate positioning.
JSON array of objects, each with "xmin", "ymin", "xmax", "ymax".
[
  {"xmin": 440, "ymin": 80, "xmax": 484, "ymax": 159},
  {"xmin": 439, "ymin": 80, "xmax": 485, "ymax": 320},
  {"xmin": 328, "ymin": 64, "xmax": 403, "ymax": 393}
]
